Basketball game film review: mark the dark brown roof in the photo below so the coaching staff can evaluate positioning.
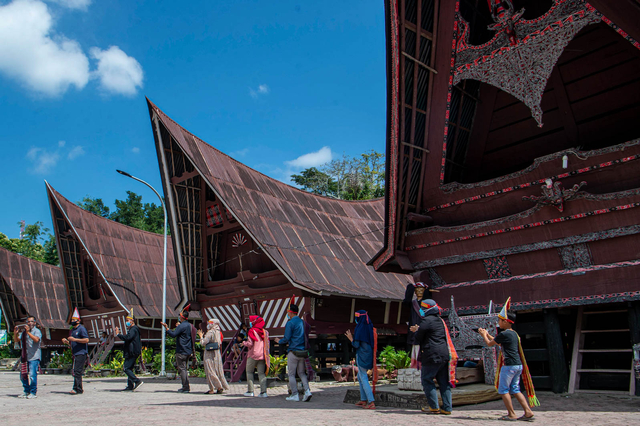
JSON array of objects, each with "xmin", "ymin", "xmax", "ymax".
[
  {"xmin": 0, "ymin": 246, "xmax": 69, "ymax": 329},
  {"xmin": 46, "ymin": 183, "xmax": 183, "ymax": 317},
  {"xmin": 149, "ymin": 100, "xmax": 409, "ymax": 300}
]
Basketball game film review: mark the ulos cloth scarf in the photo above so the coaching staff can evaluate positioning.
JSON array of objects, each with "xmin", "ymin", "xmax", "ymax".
[
  {"xmin": 441, "ymin": 319, "xmax": 458, "ymax": 387},
  {"xmin": 494, "ymin": 330, "xmax": 540, "ymax": 407},
  {"xmin": 20, "ymin": 330, "xmax": 28, "ymax": 381}
]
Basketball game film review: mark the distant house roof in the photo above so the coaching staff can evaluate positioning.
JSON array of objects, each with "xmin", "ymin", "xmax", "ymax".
[
  {"xmin": 0, "ymin": 246, "xmax": 69, "ymax": 329},
  {"xmin": 148, "ymin": 100, "xmax": 410, "ymax": 300},
  {"xmin": 46, "ymin": 183, "xmax": 183, "ymax": 318}
]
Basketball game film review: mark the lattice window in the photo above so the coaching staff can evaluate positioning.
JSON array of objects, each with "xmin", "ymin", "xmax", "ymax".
[
  {"xmin": 444, "ymin": 79, "xmax": 480, "ymax": 183},
  {"xmin": 0, "ymin": 275, "xmax": 25, "ymax": 325}
]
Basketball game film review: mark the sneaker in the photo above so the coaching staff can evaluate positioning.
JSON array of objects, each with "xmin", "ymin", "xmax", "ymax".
[
  {"xmin": 302, "ymin": 389, "xmax": 312, "ymax": 402},
  {"xmin": 177, "ymin": 388, "xmax": 190, "ymax": 393},
  {"xmin": 18, "ymin": 393, "xmax": 28, "ymax": 399},
  {"xmin": 27, "ymin": 394, "xmax": 37, "ymax": 399},
  {"xmin": 121, "ymin": 388, "xmax": 134, "ymax": 392},
  {"xmin": 439, "ymin": 409, "xmax": 451, "ymax": 415},
  {"xmin": 285, "ymin": 394, "xmax": 300, "ymax": 402},
  {"xmin": 243, "ymin": 392, "xmax": 254, "ymax": 397},
  {"xmin": 133, "ymin": 382, "xmax": 144, "ymax": 391},
  {"xmin": 257, "ymin": 392, "xmax": 268, "ymax": 398},
  {"xmin": 421, "ymin": 406, "xmax": 440, "ymax": 414}
]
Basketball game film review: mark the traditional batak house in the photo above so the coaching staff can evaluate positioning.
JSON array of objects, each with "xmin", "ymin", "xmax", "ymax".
[
  {"xmin": 371, "ymin": 0, "xmax": 640, "ymax": 395},
  {"xmin": 0, "ymin": 247, "xmax": 69, "ymax": 347},
  {"xmin": 146, "ymin": 99, "xmax": 410, "ymax": 375},
  {"xmin": 46, "ymin": 183, "xmax": 191, "ymax": 360}
]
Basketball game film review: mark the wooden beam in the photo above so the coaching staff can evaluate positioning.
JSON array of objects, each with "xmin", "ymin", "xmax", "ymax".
[
  {"xmin": 170, "ymin": 169, "xmax": 200, "ymax": 185},
  {"xmin": 550, "ymin": 66, "xmax": 579, "ymax": 145},
  {"xmin": 628, "ymin": 301, "xmax": 640, "ymax": 396},
  {"xmin": 544, "ymin": 308, "xmax": 569, "ymax": 393},
  {"xmin": 568, "ymin": 306, "xmax": 584, "ymax": 394},
  {"xmin": 401, "ymin": 52, "xmax": 438, "ymax": 75}
]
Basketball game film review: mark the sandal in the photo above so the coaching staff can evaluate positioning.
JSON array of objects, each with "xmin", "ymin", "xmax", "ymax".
[
  {"xmin": 216, "ymin": 389, "xmax": 224, "ymax": 394},
  {"xmin": 517, "ymin": 415, "xmax": 535, "ymax": 422},
  {"xmin": 204, "ymin": 390, "xmax": 216, "ymax": 395},
  {"xmin": 499, "ymin": 415, "xmax": 517, "ymax": 421},
  {"xmin": 362, "ymin": 402, "xmax": 376, "ymax": 410},
  {"xmin": 355, "ymin": 401, "xmax": 367, "ymax": 407}
]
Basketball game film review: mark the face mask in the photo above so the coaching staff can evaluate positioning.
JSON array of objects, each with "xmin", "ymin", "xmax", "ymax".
[
  {"xmin": 249, "ymin": 322, "xmax": 252, "ymax": 328},
  {"xmin": 126, "ymin": 322, "xmax": 131, "ymax": 327},
  {"xmin": 71, "ymin": 321, "xmax": 78, "ymax": 327},
  {"xmin": 419, "ymin": 308, "xmax": 425, "ymax": 317},
  {"xmin": 207, "ymin": 323, "xmax": 213, "ymax": 330}
]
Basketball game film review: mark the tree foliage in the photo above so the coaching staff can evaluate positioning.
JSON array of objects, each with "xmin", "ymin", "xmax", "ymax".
[
  {"xmin": 79, "ymin": 191, "xmax": 165, "ymax": 234},
  {"xmin": 0, "ymin": 222, "xmax": 58, "ymax": 266},
  {"xmin": 77, "ymin": 196, "xmax": 110, "ymax": 218},
  {"xmin": 291, "ymin": 150, "xmax": 385, "ymax": 200}
]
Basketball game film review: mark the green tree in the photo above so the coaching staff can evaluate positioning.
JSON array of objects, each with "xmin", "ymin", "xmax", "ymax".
[
  {"xmin": 0, "ymin": 222, "xmax": 58, "ymax": 265},
  {"xmin": 77, "ymin": 196, "xmax": 110, "ymax": 218},
  {"xmin": 110, "ymin": 191, "xmax": 165, "ymax": 234},
  {"xmin": 290, "ymin": 167, "xmax": 337, "ymax": 197},
  {"xmin": 43, "ymin": 234, "xmax": 59, "ymax": 266}
]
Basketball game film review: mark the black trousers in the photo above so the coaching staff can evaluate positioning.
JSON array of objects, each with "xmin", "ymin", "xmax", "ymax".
[
  {"xmin": 73, "ymin": 354, "xmax": 87, "ymax": 393},
  {"xmin": 124, "ymin": 356, "xmax": 140, "ymax": 389}
]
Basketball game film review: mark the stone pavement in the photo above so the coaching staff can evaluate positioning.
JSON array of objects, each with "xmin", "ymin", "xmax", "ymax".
[{"xmin": 1, "ymin": 371, "xmax": 638, "ymax": 426}]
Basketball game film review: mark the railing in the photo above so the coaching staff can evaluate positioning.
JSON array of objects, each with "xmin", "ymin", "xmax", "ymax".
[
  {"xmin": 222, "ymin": 328, "xmax": 248, "ymax": 382},
  {"xmin": 88, "ymin": 334, "xmax": 115, "ymax": 366}
]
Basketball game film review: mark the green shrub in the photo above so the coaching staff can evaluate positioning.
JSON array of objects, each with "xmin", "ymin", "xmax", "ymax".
[
  {"xmin": 378, "ymin": 345, "xmax": 410, "ymax": 372},
  {"xmin": 267, "ymin": 354, "xmax": 287, "ymax": 378}
]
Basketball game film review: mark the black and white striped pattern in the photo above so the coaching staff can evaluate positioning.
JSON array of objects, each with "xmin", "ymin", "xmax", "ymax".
[
  {"xmin": 260, "ymin": 296, "xmax": 305, "ymax": 329},
  {"xmin": 204, "ymin": 304, "xmax": 242, "ymax": 332}
]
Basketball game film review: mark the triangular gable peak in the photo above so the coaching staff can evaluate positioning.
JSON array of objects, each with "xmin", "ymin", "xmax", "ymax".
[
  {"xmin": 0, "ymin": 246, "xmax": 68, "ymax": 330},
  {"xmin": 148, "ymin": 99, "xmax": 409, "ymax": 303},
  {"xmin": 373, "ymin": 0, "xmax": 640, "ymax": 271},
  {"xmin": 46, "ymin": 183, "xmax": 182, "ymax": 319}
]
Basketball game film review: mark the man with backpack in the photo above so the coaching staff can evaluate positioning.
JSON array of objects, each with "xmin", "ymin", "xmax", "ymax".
[{"xmin": 115, "ymin": 309, "xmax": 143, "ymax": 391}]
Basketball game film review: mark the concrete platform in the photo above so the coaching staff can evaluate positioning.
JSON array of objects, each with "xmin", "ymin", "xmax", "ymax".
[{"xmin": 343, "ymin": 383, "xmax": 501, "ymax": 409}]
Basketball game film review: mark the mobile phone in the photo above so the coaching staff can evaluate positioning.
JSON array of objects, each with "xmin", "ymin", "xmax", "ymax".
[{"xmin": 472, "ymin": 328, "xmax": 480, "ymax": 333}]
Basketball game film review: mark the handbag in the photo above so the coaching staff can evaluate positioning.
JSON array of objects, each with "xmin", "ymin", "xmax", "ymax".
[{"xmin": 205, "ymin": 342, "xmax": 219, "ymax": 351}]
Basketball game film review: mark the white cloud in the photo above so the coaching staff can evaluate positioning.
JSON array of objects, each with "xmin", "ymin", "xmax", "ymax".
[
  {"xmin": 249, "ymin": 83, "xmax": 270, "ymax": 99},
  {"xmin": 46, "ymin": 0, "xmax": 91, "ymax": 10},
  {"xmin": 230, "ymin": 148, "xmax": 249, "ymax": 157},
  {"xmin": 58, "ymin": 140, "xmax": 66, "ymax": 147},
  {"xmin": 90, "ymin": 46, "xmax": 144, "ymax": 96},
  {"xmin": 26, "ymin": 146, "xmax": 60, "ymax": 174},
  {"xmin": 0, "ymin": 0, "xmax": 90, "ymax": 96},
  {"xmin": 131, "ymin": 147, "xmax": 140, "ymax": 154},
  {"xmin": 285, "ymin": 146, "xmax": 333, "ymax": 169},
  {"xmin": 67, "ymin": 145, "xmax": 85, "ymax": 159}
]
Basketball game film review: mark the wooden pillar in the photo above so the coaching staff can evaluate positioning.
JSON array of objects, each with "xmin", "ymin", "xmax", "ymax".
[
  {"xmin": 543, "ymin": 308, "xmax": 569, "ymax": 393},
  {"xmin": 628, "ymin": 301, "xmax": 640, "ymax": 396}
]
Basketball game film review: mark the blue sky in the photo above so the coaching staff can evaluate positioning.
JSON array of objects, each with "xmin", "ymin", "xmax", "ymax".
[{"xmin": 0, "ymin": 0, "xmax": 386, "ymax": 239}]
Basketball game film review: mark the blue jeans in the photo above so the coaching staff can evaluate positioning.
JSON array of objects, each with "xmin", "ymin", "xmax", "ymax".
[
  {"xmin": 357, "ymin": 365, "xmax": 374, "ymax": 403},
  {"xmin": 420, "ymin": 361, "xmax": 452, "ymax": 412},
  {"xmin": 21, "ymin": 360, "xmax": 40, "ymax": 395},
  {"xmin": 498, "ymin": 365, "xmax": 523, "ymax": 395}
]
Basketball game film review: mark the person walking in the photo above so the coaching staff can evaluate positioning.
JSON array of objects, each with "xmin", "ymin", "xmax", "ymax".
[
  {"xmin": 161, "ymin": 306, "xmax": 195, "ymax": 393},
  {"xmin": 115, "ymin": 309, "xmax": 143, "ymax": 392},
  {"xmin": 278, "ymin": 301, "xmax": 312, "ymax": 402},
  {"xmin": 14, "ymin": 316, "xmax": 42, "ymax": 399},
  {"xmin": 243, "ymin": 315, "xmax": 270, "ymax": 398},
  {"xmin": 410, "ymin": 299, "xmax": 458, "ymax": 415},
  {"xmin": 345, "ymin": 310, "xmax": 378, "ymax": 410},
  {"xmin": 197, "ymin": 318, "xmax": 229, "ymax": 395},
  {"xmin": 479, "ymin": 297, "xmax": 538, "ymax": 421},
  {"xmin": 62, "ymin": 308, "xmax": 89, "ymax": 395}
]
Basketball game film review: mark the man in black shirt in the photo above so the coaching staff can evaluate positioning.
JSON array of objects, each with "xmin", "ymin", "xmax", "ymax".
[
  {"xmin": 479, "ymin": 311, "xmax": 535, "ymax": 421},
  {"xmin": 410, "ymin": 299, "xmax": 454, "ymax": 415},
  {"xmin": 162, "ymin": 309, "xmax": 195, "ymax": 393},
  {"xmin": 115, "ymin": 311, "xmax": 143, "ymax": 391},
  {"xmin": 62, "ymin": 308, "xmax": 89, "ymax": 395}
]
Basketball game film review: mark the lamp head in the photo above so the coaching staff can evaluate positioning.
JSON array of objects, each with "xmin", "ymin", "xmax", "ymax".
[{"xmin": 116, "ymin": 169, "xmax": 133, "ymax": 178}]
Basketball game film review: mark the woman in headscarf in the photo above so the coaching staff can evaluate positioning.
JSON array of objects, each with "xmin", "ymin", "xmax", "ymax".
[
  {"xmin": 197, "ymin": 318, "xmax": 229, "ymax": 394},
  {"xmin": 345, "ymin": 310, "xmax": 377, "ymax": 410},
  {"xmin": 242, "ymin": 315, "xmax": 270, "ymax": 397}
]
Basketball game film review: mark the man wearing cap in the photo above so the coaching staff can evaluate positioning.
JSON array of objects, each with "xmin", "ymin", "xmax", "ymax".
[
  {"xmin": 278, "ymin": 302, "xmax": 312, "ymax": 402},
  {"xmin": 115, "ymin": 310, "xmax": 143, "ymax": 391},
  {"xmin": 62, "ymin": 308, "xmax": 89, "ymax": 395},
  {"xmin": 161, "ymin": 308, "xmax": 195, "ymax": 393}
]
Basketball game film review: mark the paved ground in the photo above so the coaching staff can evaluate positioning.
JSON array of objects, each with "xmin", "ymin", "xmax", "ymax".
[{"xmin": 1, "ymin": 371, "xmax": 638, "ymax": 425}]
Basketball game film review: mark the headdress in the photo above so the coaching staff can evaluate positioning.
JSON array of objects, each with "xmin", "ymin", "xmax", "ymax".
[
  {"xmin": 126, "ymin": 308, "xmax": 134, "ymax": 321},
  {"xmin": 420, "ymin": 299, "xmax": 442, "ymax": 316},
  {"xmin": 248, "ymin": 315, "xmax": 266, "ymax": 341},
  {"xmin": 498, "ymin": 297, "xmax": 514, "ymax": 323},
  {"xmin": 180, "ymin": 303, "xmax": 191, "ymax": 320},
  {"xmin": 287, "ymin": 295, "xmax": 299, "ymax": 314},
  {"xmin": 414, "ymin": 282, "xmax": 427, "ymax": 288},
  {"xmin": 71, "ymin": 307, "xmax": 81, "ymax": 321}
]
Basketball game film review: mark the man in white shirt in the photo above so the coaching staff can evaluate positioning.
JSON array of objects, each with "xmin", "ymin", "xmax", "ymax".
[{"xmin": 13, "ymin": 316, "xmax": 42, "ymax": 399}]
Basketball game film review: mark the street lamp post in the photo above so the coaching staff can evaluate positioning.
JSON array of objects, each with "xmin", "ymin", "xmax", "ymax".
[{"xmin": 117, "ymin": 169, "xmax": 168, "ymax": 376}]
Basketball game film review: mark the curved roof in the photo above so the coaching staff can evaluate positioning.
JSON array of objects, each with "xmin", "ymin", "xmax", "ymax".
[
  {"xmin": 46, "ymin": 183, "xmax": 183, "ymax": 317},
  {"xmin": 0, "ymin": 246, "xmax": 69, "ymax": 329},
  {"xmin": 149, "ymin": 100, "xmax": 409, "ymax": 300}
]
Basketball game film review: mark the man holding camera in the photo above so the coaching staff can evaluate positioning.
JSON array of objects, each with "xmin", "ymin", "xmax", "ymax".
[{"xmin": 14, "ymin": 316, "xmax": 41, "ymax": 399}]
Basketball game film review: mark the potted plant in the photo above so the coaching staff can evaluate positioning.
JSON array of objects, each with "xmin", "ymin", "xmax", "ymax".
[
  {"xmin": 266, "ymin": 354, "xmax": 287, "ymax": 387},
  {"xmin": 108, "ymin": 350, "xmax": 125, "ymax": 376},
  {"xmin": 48, "ymin": 354, "xmax": 63, "ymax": 374},
  {"xmin": 378, "ymin": 345, "xmax": 410, "ymax": 382}
]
